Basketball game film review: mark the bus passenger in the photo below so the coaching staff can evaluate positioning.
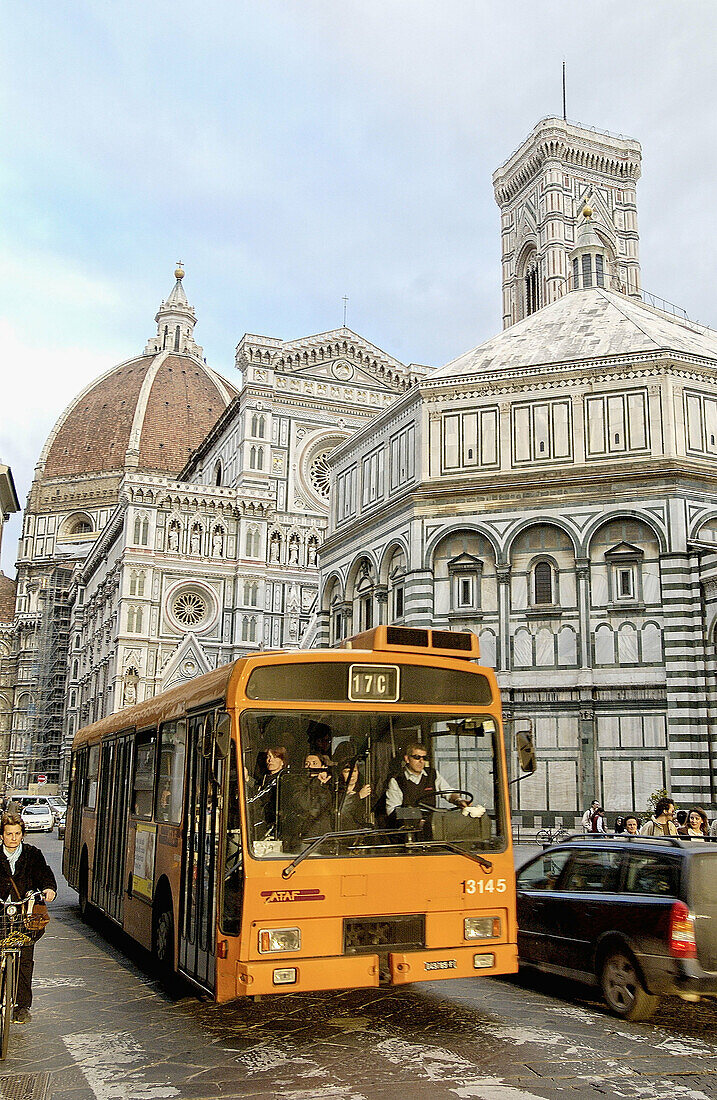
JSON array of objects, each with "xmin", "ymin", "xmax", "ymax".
[
  {"xmin": 384, "ymin": 743, "xmax": 468, "ymax": 824},
  {"xmin": 250, "ymin": 746, "xmax": 288, "ymax": 839},
  {"xmin": 286, "ymin": 754, "xmax": 333, "ymax": 846},
  {"xmin": 336, "ymin": 762, "xmax": 372, "ymax": 831},
  {"xmin": 0, "ymin": 814, "xmax": 57, "ymax": 1023}
]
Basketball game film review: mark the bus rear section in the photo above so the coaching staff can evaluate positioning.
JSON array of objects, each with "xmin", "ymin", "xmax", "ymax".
[{"xmin": 215, "ymin": 640, "xmax": 517, "ymax": 999}]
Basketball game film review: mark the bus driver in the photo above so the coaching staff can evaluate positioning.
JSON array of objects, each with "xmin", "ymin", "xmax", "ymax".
[{"xmin": 384, "ymin": 742, "xmax": 469, "ymax": 822}]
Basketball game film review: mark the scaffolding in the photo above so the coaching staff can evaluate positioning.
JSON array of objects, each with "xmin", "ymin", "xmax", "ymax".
[{"xmin": 23, "ymin": 568, "xmax": 73, "ymax": 788}]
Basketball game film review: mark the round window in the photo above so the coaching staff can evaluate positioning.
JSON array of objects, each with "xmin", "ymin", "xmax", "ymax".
[
  {"xmin": 309, "ymin": 451, "xmax": 333, "ymax": 500},
  {"xmin": 172, "ymin": 590, "xmax": 207, "ymax": 628}
]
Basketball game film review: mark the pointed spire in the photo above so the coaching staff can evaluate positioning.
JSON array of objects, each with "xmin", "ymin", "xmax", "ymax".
[{"xmin": 144, "ymin": 264, "xmax": 204, "ymax": 357}]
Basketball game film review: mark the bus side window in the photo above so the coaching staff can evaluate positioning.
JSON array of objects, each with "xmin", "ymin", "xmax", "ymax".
[
  {"xmin": 155, "ymin": 719, "xmax": 187, "ymax": 824},
  {"xmin": 221, "ymin": 743, "xmax": 243, "ymax": 935},
  {"xmin": 132, "ymin": 728, "xmax": 157, "ymax": 818},
  {"xmin": 85, "ymin": 745, "xmax": 100, "ymax": 810}
]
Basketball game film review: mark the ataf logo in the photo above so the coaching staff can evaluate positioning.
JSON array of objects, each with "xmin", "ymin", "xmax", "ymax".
[{"xmin": 261, "ymin": 887, "xmax": 325, "ymax": 903}]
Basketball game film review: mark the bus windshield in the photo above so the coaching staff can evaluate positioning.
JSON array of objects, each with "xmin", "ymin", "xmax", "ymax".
[{"xmin": 242, "ymin": 710, "xmax": 505, "ymax": 859}]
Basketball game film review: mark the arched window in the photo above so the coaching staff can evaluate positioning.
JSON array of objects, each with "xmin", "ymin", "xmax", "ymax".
[
  {"xmin": 127, "ymin": 607, "xmax": 135, "ymax": 632},
  {"xmin": 249, "ymin": 446, "xmax": 256, "ymax": 469},
  {"xmin": 533, "ymin": 561, "xmax": 554, "ymax": 605},
  {"xmin": 214, "ymin": 460, "xmax": 223, "ymax": 487},
  {"xmin": 135, "ymin": 606, "xmax": 143, "ymax": 632},
  {"xmin": 256, "ymin": 447, "xmax": 264, "ymax": 471},
  {"xmin": 524, "ymin": 257, "xmax": 539, "ymax": 317},
  {"xmin": 141, "ymin": 517, "xmax": 149, "ymax": 546},
  {"xmin": 134, "ymin": 516, "xmax": 141, "ymax": 543},
  {"xmin": 163, "ymin": 325, "xmax": 168, "ymax": 349},
  {"xmin": 136, "ymin": 571, "xmax": 145, "ymax": 597},
  {"xmin": 174, "ymin": 325, "xmax": 180, "ymax": 351},
  {"xmin": 71, "ymin": 519, "xmax": 92, "ymax": 536},
  {"xmin": 72, "ymin": 660, "xmax": 79, "ymax": 679},
  {"xmin": 242, "ymin": 615, "xmax": 257, "ymax": 643},
  {"xmin": 245, "ymin": 526, "xmax": 260, "ymax": 557}
]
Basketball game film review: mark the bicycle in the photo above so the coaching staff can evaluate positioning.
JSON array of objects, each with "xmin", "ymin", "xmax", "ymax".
[
  {"xmin": 0, "ymin": 890, "xmax": 45, "ymax": 1059},
  {"xmin": 535, "ymin": 826, "xmax": 571, "ymax": 848}
]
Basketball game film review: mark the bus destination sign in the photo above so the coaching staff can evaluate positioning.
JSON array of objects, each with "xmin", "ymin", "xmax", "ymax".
[{"xmin": 348, "ymin": 664, "xmax": 400, "ymax": 702}]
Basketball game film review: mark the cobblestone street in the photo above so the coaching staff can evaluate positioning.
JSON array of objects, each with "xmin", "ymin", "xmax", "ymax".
[{"xmin": 0, "ymin": 838, "xmax": 714, "ymax": 1100}]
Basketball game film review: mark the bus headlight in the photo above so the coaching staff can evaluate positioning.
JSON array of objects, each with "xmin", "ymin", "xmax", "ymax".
[
  {"xmin": 259, "ymin": 927, "xmax": 301, "ymax": 953},
  {"xmin": 464, "ymin": 917, "xmax": 501, "ymax": 939}
]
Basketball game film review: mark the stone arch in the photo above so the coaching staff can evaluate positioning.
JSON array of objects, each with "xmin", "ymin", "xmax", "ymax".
[
  {"xmin": 581, "ymin": 509, "xmax": 667, "ymax": 556},
  {"xmin": 505, "ymin": 516, "xmax": 579, "ymax": 560},
  {"xmin": 588, "ymin": 514, "xmax": 664, "ymax": 609},
  {"xmin": 321, "ymin": 571, "xmax": 345, "ymax": 614},
  {"xmin": 379, "ymin": 538, "xmax": 410, "ymax": 585},
  {"xmin": 509, "ymin": 522, "xmax": 577, "ymax": 612},
  {"xmin": 424, "ymin": 522, "xmax": 501, "ymax": 571},
  {"xmin": 691, "ymin": 511, "xmax": 717, "ymax": 546}
]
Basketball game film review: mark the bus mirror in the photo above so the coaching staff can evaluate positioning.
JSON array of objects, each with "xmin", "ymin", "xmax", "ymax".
[
  {"xmin": 516, "ymin": 729, "xmax": 536, "ymax": 774},
  {"xmin": 215, "ymin": 712, "xmax": 231, "ymax": 759}
]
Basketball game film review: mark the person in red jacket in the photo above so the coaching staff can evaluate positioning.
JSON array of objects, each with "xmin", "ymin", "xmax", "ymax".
[{"xmin": 0, "ymin": 814, "xmax": 56, "ymax": 1023}]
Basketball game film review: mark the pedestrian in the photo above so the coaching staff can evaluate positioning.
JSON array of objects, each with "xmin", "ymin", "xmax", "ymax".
[
  {"xmin": 623, "ymin": 814, "xmax": 641, "ymax": 836},
  {"xmin": 590, "ymin": 807, "xmax": 606, "ymax": 833},
  {"xmin": 640, "ymin": 797, "xmax": 678, "ymax": 836},
  {"xmin": 614, "ymin": 816, "xmax": 625, "ymax": 834},
  {"xmin": 0, "ymin": 813, "xmax": 56, "ymax": 1023},
  {"xmin": 678, "ymin": 807, "xmax": 710, "ymax": 840},
  {"xmin": 581, "ymin": 799, "xmax": 599, "ymax": 832},
  {"xmin": 711, "ymin": 815, "xmax": 717, "ymax": 839},
  {"xmin": 675, "ymin": 809, "xmax": 688, "ymax": 829}
]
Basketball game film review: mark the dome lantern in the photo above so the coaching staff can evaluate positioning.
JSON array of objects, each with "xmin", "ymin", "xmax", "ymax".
[
  {"xmin": 569, "ymin": 203, "xmax": 608, "ymax": 291},
  {"xmin": 144, "ymin": 263, "xmax": 204, "ymax": 357}
]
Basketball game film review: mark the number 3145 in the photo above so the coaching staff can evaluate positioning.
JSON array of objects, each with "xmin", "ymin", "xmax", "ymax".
[{"xmin": 462, "ymin": 878, "xmax": 507, "ymax": 894}]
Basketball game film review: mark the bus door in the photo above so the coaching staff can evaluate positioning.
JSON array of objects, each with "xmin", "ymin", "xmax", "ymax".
[
  {"xmin": 92, "ymin": 731, "xmax": 134, "ymax": 921},
  {"xmin": 178, "ymin": 711, "xmax": 222, "ymax": 991}
]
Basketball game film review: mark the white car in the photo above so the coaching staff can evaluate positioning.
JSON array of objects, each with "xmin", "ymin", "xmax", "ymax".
[{"xmin": 21, "ymin": 804, "xmax": 54, "ymax": 832}]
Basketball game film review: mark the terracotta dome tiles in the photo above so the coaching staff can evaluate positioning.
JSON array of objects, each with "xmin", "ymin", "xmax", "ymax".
[{"xmin": 42, "ymin": 354, "xmax": 235, "ymax": 480}]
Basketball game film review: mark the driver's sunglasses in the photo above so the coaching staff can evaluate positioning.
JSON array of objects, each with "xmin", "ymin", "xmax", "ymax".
[{"xmin": 410, "ymin": 753, "xmax": 428, "ymax": 761}]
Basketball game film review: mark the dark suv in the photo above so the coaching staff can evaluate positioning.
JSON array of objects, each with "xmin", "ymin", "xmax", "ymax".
[{"xmin": 516, "ymin": 835, "xmax": 717, "ymax": 1020}]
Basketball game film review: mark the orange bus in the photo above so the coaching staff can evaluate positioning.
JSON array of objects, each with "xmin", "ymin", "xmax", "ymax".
[{"xmin": 64, "ymin": 626, "xmax": 534, "ymax": 1000}]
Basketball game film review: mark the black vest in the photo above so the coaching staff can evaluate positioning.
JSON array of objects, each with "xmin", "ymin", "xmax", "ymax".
[{"xmin": 395, "ymin": 767, "xmax": 437, "ymax": 809}]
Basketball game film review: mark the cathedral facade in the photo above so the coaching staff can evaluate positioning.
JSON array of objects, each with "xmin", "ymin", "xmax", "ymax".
[
  {"xmin": 62, "ymin": 310, "xmax": 426, "ymax": 751},
  {"xmin": 317, "ymin": 118, "xmax": 717, "ymax": 825}
]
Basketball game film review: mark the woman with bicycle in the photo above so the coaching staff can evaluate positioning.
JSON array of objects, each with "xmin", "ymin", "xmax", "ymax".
[{"xmin": 0, "ymin": 814, "xmax": 56, "ymax": 1024}]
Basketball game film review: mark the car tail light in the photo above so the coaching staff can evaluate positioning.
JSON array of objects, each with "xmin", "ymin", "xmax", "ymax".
[{"xmin": 669, "ymin": 901, "xmax": 697, "ymax": 958}]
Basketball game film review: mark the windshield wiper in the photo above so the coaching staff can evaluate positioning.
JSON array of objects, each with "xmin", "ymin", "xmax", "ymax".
[
  {"xmin": 281, "ymin": 826, "xmax": 413, "ymax": 879},
  {"xmin": 405, "ymin": 839, "xmax": 493, "ymax": 872}
]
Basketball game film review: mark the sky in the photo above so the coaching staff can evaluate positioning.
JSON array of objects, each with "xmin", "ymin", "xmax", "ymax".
[{"xmin": 2, "ymin": 0, "xmax": 717, "ymax": 574}]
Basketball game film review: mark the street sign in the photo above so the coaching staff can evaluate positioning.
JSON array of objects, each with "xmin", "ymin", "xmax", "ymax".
[{"xmin": 37, "ymin": 774, "xmax": 47, "ymax": 784}]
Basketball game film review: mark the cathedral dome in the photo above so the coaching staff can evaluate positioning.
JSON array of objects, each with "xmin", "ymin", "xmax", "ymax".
[{"xmin": 38, "ymin": 271, "xmax": 237, "ymax": 481}]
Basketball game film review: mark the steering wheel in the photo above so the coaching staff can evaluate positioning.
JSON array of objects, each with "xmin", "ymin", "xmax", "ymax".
[{"xmin": 418, "ymin": 790, "xmax": 474, "ymax": 814}]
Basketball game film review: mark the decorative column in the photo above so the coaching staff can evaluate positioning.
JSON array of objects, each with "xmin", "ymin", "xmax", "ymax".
[
  {"xmin": 374, "ymin": 585, "xmax": 388, "ymax": 626},
  {"xmin": 579, "ymin": 701, "xmax": 597, "ymax": 810},
  {"xmin": 575, "ymin": 557, "xmax": 591, "ymax": 669},
  {"xmin": 496, "ymin": 564, "xmax": 512, "ymax": 671}
]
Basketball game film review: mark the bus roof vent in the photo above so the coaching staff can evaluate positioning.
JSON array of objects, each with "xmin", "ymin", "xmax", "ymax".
[{"xmin": 341, "ymin": 625, "xmax": 480, "ymax": 660}]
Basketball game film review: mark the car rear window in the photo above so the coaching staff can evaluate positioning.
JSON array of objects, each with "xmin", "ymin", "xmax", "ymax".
[
  {"xmin": 689, "ymin": 854, "xmax": 717, "ymax": 906},
  {"xmin": 623, "ymin": 854, "xmax": 679, "ymax": 897},
  {"xmin": 562, "ymin": 849, "xmax": 621, "ymax": 892}
]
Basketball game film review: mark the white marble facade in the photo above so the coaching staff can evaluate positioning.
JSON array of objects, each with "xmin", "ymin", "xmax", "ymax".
[
  {"xmin": 318, "ymin": 287, "xmax": 717, "ymax": 823},
  {"xmin": 65, "ymin": 329, "xmax": 427, "ymax": 741}
]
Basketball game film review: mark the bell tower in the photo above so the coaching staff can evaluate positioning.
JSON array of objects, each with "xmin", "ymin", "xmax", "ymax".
[{"xmin": 492, "ymin": 117, "xmax": 642, "ymax": 329}]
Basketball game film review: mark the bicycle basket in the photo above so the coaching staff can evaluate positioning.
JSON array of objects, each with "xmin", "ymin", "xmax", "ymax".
[{"xmin": 24, "ymin": 906, "xmax": 49, "ymax": 940}]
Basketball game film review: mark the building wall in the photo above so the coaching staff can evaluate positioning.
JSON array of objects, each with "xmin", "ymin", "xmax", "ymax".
[{"xmin": 319, "ymin": 358, "xmax": 717, "ymax": 822}]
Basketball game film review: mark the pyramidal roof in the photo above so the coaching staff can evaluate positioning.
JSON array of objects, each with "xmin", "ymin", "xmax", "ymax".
[{"xmin": 430, "ymin": 288, "xmax": 717, "ymax": 382}]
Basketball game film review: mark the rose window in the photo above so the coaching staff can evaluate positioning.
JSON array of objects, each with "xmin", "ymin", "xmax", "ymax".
[
  {"xmin": 172, "ymin": 591, "xmax": 206, "ymax": 627},
  {"xmin": 309, "ymin": 451, "xmax": 332, "ymax": 499}
]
